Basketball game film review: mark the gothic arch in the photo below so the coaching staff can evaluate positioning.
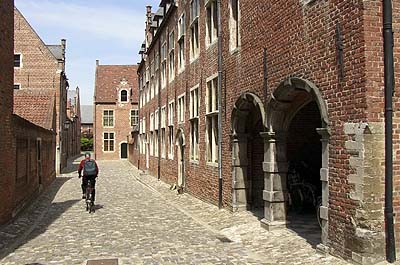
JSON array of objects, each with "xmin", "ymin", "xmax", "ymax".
[{"xmin": 263, "ymin": 77, "xmax": 330, "ymax": 246}]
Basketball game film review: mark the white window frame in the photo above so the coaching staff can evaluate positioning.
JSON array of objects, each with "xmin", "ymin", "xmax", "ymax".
[
  {"xmin": 168, "ymin": 100, "xmax": 175, "ymax": 159},
  {"xmin": 177, "ymin": 93, "xmax": 185, "ymax": 124},
  {"xmin": 103, "ymin": 132, "xmax": 115, "ymax": 152},
  {"xmin": 130, "ymin": 109, "xmax": 139, "ymax": 127},
  {"xmin": 205, "ymin": 0, "xmax": 218, "ymax": 47},
  {"xmin": 229, "ymin": 0, "xmax": 240, "ymax": 51},
  {"xmin": 168, "ymin": 31, "xmax": 175, "ymax": 82},
  {"xmin": 103, "ymin": 109, "xmax": 114, "ymax": 128},
  {"xmin": 189, "ymin": 0, "xmax": 200, "ymax": 62},
  {"xmin": 190, "ymin": 85, "xmax": 200, "ymax": 161},
  {"xmin": 205, "ymin": 74, "xmax": 219, "ymax": 165},
  {"xmin": 120, "ymin": 89, "xmax": 129, "ymax": 103},
  {"xmin": 178, "ymin": 13, "xmax": 186, "ymax": 72},
  {"xmin": 14, "ymin": 83, "xmax": 21, "ymax": 90}
]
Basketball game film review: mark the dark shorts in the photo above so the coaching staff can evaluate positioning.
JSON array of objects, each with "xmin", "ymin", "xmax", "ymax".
[{"xmin": 83, "ymin": 175, "xmax": 96, "ymax": 188}]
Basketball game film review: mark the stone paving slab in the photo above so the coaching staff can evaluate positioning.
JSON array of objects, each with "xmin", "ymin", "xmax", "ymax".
[{"xmin": 0, "ymin": 157, "xmax": 356, "ymax": 265}]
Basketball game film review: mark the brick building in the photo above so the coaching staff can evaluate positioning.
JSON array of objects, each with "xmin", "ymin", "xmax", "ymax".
[
  {"xmin": 14, "ymin": 7, "xmax": 79, "ymax": 174},
  {"xmin": 81, "ymin": 105, "xmax": 94, "ymax": 138},
  {"xmin": 0, "ymin": 0, "xmax": 16, "ymax": 225},
  {"xmin": 66, "ymin": 88, "xmax": 81, "ymax": 157},
  {"xmin": 94, "ymin": 61, "xmax": 139, "ymax": 160},
  {"xmin": 0, "ymin": 0, "xmax": 56, "ymax": 225},
  {"xmin": 134, "ymin": 0, "xmax": 400, "ymax": 263}
]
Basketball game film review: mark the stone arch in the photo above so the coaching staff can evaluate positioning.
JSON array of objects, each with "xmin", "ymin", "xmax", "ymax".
[
  {"xmin": 262, "ymin": 77, "xmax": 330, "ymax": 246},
  {"xmin": 231, "ymin": 92, "xmax": 267, "ymax": 135},
  {"xmin": 231, "ymin": 92, "xmax": 267, "ymax": 215}
]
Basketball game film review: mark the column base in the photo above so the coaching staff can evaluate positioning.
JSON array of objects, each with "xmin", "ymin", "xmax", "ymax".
[
  {"xmin": 260, "ymin": 218, "xmax": 287, "ymax": 231},
  {"xmin": 316, "ymin": 243, "xmax": 329, "ymax": 256}
]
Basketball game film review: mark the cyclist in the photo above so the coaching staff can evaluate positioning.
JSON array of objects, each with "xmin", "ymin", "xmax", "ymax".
[{"xmin": 78, "ymin": 153, "xmax": 99, "ymax": 202}]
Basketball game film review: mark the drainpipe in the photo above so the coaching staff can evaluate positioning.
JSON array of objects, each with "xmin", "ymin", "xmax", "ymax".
[
  {"xmin": 138, "ymin": 72, "xmax": 141, "ymax": 171},
  {"xmin": 158, "ymin": 39, "xmax": 162, "ymax": 181},
  {"xmin": 217, "ymin": 0, "xmax": 223, "ymax": 209},
  {"xmin": 383, "ymin": 0, "xmax": 396, "ymax": 262}
]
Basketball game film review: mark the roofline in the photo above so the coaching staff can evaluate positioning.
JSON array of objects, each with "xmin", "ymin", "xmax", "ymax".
[
  {"xmin": 15, "ymin": 7, "xmax": 65, "ymax": 63},
  {"xmin": 146, "ymin": 4, "xmax": 177, "ymax": 54}
]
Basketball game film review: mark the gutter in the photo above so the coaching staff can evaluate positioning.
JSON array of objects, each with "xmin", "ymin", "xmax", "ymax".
[
  {"xmin": 217, "ymin": 0, "xmax": 223, "ymax": 209},
  {"xmin": 383, "ymin": 0, "xmax": 396, "ymax": 262}
]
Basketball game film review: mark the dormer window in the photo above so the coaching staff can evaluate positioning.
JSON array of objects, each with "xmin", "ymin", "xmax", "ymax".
[{"xmin": 121, "ymin": 90, "xmax": 128, "ymax": 102}]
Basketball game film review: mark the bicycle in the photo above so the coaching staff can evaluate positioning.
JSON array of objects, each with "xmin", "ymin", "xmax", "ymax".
[{"xmin": 85, "ymin": 179, "xmax": 95, "ymax": 213}]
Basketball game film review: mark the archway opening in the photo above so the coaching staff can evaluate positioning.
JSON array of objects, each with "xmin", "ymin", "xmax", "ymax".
[
  {"xmin": 286, "ymin": 101, "xmax": 322, "ymax": 228},
  {"xmin": 176, "ymin": 129, "xmax": 185, "ymax": 188},
  {"xmin": 264, "ymin": 77, "xmax": 329, "ymax": 246},
  {"xmin": 232, "ymin": 93, "xmax": 265, "ymax": 218}
]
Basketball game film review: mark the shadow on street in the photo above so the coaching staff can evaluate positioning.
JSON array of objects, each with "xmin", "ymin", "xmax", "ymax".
[
  {"xmin": 286, "ymin": 211, "xmax": 321, "ymax": 247},
  {"xmin": 0, "ymin": 164, "xmax": 80, "ymax": 260}
]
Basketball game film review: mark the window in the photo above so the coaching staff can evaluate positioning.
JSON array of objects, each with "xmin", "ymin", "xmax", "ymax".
[
  {"xmin": 190, "ymin": 86, "xmax": 199, "ymax": 160},
  {"xmin": 206, "ymin": 0, "xmax": 218, "ymax": 45},
  {"xmin": 121, "ymin": 90, "xmax": 128, "ymax": 102},
  {"xmin": 206, "ymin": 76, "xmax": 218, "ymax": 163},
  {"xmin": 168, "ymin": 101, "xmax": 175, "ymax": 159},
  {"xmin": 150, "ymin": 132, "xmax": 154, "ymax": 156},
  {"xmin": 14, "ymin": 84, "xmax": 21, "ymax": 90},
  {"xmin": 104, "ymin": 132, "xmax": 115, "ymax": 152},
  {"xmin": 103, "ymin": 110, "xmax": 114, "ymax": 127},
  {"xmin": 178, "ymin": 14, "xmax": 185, "ymax": 71},
  {"xmin": 229, "ymin": 0, "xmax": 240, "ymax": 50},
  {"xmin": 155, "ymin": 109, "xmax": 159, "ymax": 130},
  {"xmin": 177, "ymin": 95, "xmax": 185, "ymax": 123},
  {"xmin": 130, "ymin": 109, "xmax": 139, "ymax": 127},
  {"xmin": 190, "ymin": 0, "xmax": 200, "ymax": 60},
  {"xmin": 161, "ymin": 41, "xmax": 167, "ymax": 88},
  {"xmin": 161, "ymin": 106, "xmax": 167, "ymax": 158},
  {"xmin": 155, "ymin": 130, "xmax": 159, "ymax": 157},
  {"xmin": 150, "ymin": 113, "xmax": 154, "ymax": 131},
  {"xmin": 14, "ymin": 54, "xmax": 22, "ymax": 68},
  {"xmin": 169, "ymin": 31, "xmax": 175, "ymax": 81}
]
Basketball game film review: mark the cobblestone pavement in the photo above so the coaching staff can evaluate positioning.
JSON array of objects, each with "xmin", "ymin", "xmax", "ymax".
[{"xmin": 0, "ymin": 157, "xmax": 354, "ymax": 265}]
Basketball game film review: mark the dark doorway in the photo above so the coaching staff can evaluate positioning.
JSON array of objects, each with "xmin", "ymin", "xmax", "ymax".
[
  {"xmin": 232, "ymin": 93, "xmax": 265, "ymax": 218},
  {"xmin": 286, "ymin": 101, "xmax": 322, "ymax": 230},
  {"xmin": 121, "ymin": 143, "xmax": 128, "ymax": 159}
]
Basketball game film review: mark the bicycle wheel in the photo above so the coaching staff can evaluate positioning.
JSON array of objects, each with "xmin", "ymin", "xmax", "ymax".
[{"xmin": 290, "ymin": 188, "xmax": 304, "ymax": 213}]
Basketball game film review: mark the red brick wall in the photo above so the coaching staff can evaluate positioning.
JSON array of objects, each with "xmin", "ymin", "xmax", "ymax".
[
  {"xmin": 136, "ymin": 0, "xmax": 400, "ymax": 259},
  {"xmin": 94, "ymin": 103, "xmax": 138, "ymax": 160},
  {"xmin": 0, "ymin": 0, "xmax": 15, "ymax": 225},
  {"xmin": 12, "ymin": 115, "xmax": 56, "ymax": 217},
  {"xmin": 14, "ymin": 9, "xmax": 70, "ymax": 172}
]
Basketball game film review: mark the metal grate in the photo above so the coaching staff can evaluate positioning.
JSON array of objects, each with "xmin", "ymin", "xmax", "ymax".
[{"xmin": 87, "ymin": 259, "xmax": 118, "ymax": 265}]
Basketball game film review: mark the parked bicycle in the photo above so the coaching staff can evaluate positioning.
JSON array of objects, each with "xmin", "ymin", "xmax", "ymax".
[
  {"xmin": 85, "ymin": 179, "xmax": 95, "ymax": 213},
  {"xmin": 287, "ymin": 161, "xmax": 322, "ymax": 228}
]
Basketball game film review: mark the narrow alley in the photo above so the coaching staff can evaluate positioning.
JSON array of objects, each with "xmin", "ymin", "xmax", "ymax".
[{"xmin": 0, "ymin": 156, "xmax": 350, "ymax": 265}]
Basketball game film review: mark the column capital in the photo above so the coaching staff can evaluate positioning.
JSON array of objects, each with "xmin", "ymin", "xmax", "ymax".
[{"xmin": 316, "ymin": 127, "xmax": 331, "ymax": 139}]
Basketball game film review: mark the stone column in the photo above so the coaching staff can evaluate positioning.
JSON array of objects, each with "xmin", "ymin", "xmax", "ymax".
[
  {"xmin": 316, "ymin": 127, "xmax": 330, "ymax": 247},
  {"xmin": 231, "ymin": 133, "xmax": 249, "ymax": 211},
  {"xmin": 260, "ymin": 131, "xmax": 289, "ymax": 230}
]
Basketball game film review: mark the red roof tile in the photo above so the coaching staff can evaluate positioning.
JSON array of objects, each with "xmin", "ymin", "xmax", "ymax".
[
  {"xmin": 13, "ymin": 89, "xmax": 56, "ymax": 130},
  {"xmin": 94, "ymin": 64, "xmax": 138, "ymax": 103}
]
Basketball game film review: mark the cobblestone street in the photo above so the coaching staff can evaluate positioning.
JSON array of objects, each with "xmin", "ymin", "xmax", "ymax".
[{"xmin": 0, "ymin": 156, "xmax": 352, "ymax": 265}]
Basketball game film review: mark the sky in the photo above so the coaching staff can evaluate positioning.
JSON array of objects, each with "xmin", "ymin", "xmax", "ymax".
[{"xmin": 15, "ymin": 0, "xmax": 160, "ymax": 105}]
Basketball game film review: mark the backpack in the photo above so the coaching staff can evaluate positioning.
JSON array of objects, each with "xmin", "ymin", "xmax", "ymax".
[{"xmin": 84, "ymin": 159, "xmax": 96, "ymax": 176}]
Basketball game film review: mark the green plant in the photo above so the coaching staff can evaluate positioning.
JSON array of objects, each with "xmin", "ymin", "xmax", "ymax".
[{"xmin": 81, "ymin": 137, "xmax": 93, "ymax": 151}]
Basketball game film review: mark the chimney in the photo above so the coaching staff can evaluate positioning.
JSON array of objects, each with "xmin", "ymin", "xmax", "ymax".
[
  {"xmin": 61, "ymin": 39, "xmax": 66, "ymax": 58},
  {"xmin": 96, "ymin": 59, "xmax": 99, "ymax": 66},
  {"xmin": 146, "ymin": 6, "xmax": 153, "ymax": 25}
]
